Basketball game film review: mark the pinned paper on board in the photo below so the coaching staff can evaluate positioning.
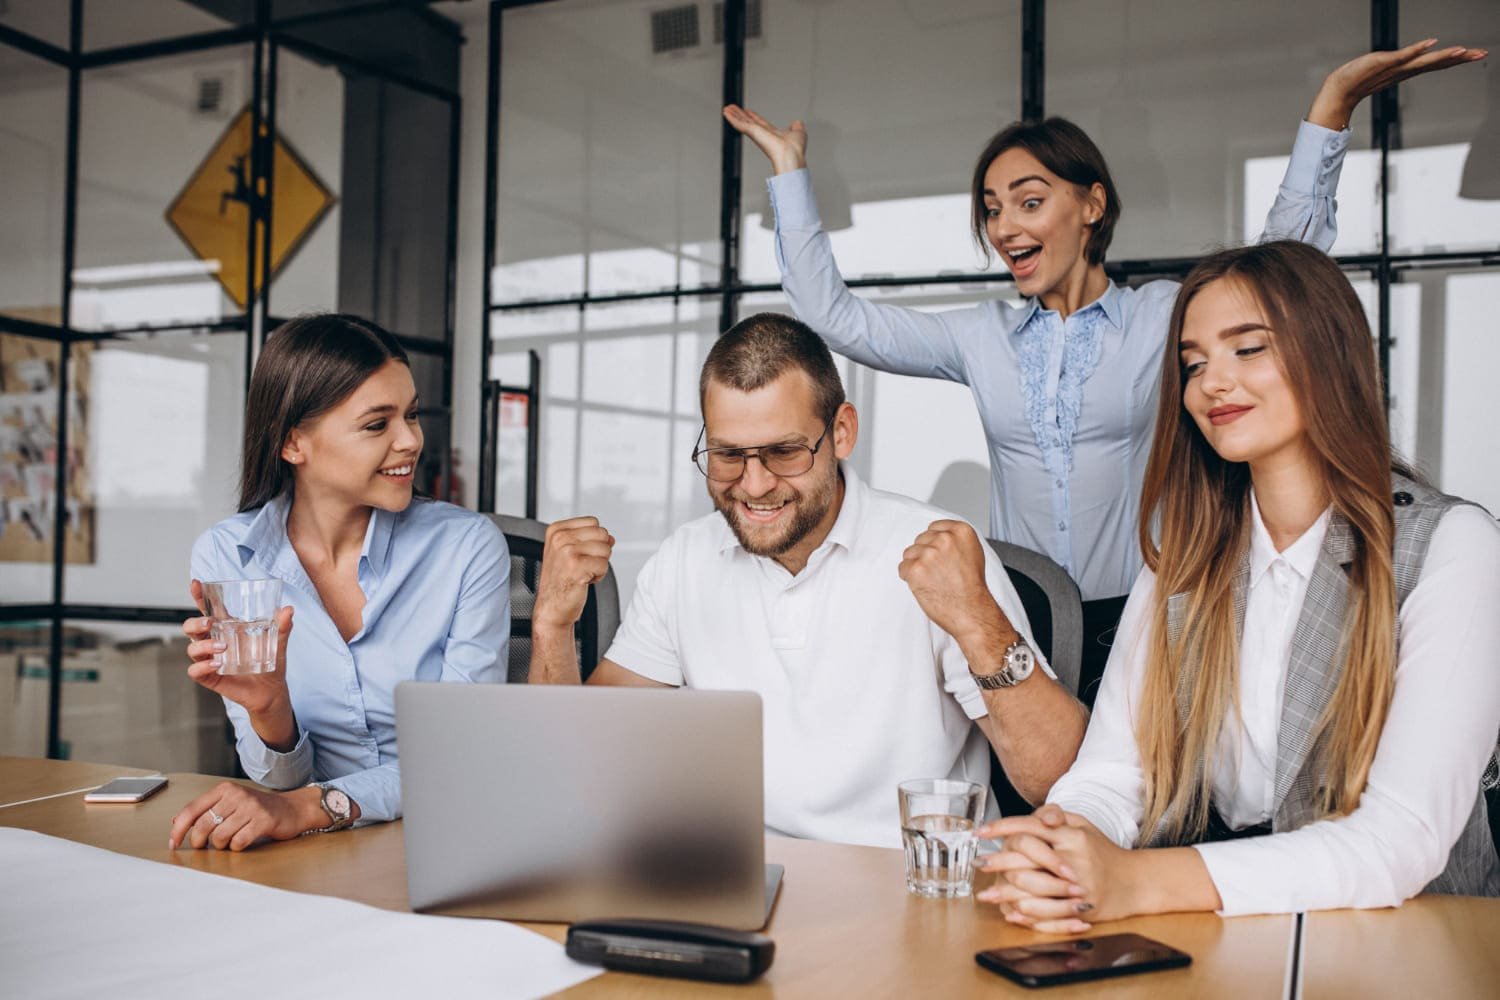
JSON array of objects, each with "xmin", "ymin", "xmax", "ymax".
[{"xmin": 0, "ymin": 334, "xmax": 94, "ymax": 564}]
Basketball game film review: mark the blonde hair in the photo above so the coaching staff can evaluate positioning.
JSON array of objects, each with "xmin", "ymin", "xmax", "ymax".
[{"xmin": 1136, "ymin": 242, "xmax": 1398, "ymax": 844}]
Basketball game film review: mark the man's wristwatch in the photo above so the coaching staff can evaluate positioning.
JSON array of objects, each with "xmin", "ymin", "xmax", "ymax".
[
  {"xmin": 970, "ymin": 637, "xmax": 1035, "ymax": 689},
  {"xmin": 310, "ymin": 783, "xmax": 353, "ymax": 833}
]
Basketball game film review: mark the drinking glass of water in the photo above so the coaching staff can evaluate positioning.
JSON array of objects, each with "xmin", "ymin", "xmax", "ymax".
[
  {"xmin": 898, "ymin": 778, "xmax": 987, "ymax": 898},
  {"xmin": 201, "ymin": 579, "xmax": 282, "ymax": 675}
]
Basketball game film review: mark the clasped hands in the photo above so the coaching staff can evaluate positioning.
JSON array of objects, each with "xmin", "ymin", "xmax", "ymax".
[{"xmin": 976, "ymin": 804, "xmax": 1141, "ymax": 935}]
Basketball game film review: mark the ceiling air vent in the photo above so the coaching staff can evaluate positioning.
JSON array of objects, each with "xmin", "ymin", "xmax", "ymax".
[
  {"xmin": 712, "ymin": 0, "xmax": 764, "ymax": 44},
  {"xmin": 194, "ymin": 73, "xmax": 224, "ymax": 116},
  {"xmin": 651, "ymin": 4, "xmax": 701, "ymax": 54}
]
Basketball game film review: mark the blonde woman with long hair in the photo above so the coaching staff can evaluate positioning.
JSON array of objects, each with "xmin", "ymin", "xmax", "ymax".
[{"xmin": 977, "ymin": 241, "xmax": 1500, "ymax": 931}]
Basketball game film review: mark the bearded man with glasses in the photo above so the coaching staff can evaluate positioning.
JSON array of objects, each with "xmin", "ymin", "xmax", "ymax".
[{"xmin": 529, "ymin": 313, "xmax": 1088, "ymax": 848}]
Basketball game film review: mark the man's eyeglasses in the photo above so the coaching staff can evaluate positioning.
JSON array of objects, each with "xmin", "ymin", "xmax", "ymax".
[{"xmin": 691, "ymin": 416, "xmax": 837, "ymax": 483}]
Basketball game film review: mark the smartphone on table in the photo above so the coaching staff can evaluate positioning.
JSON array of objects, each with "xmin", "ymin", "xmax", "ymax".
[
  {"xmin": 976, "ymin": 932, "xmax": 1191, "ymax": 988},
  {"xmin": 83, "ymin": 776, "xmax": 168, "ymax": 803}
]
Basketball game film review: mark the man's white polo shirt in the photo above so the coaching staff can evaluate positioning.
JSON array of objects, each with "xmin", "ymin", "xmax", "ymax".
[{"xmin": 604, "ymin": 464, "xmax": 1050, "ymax": 848}]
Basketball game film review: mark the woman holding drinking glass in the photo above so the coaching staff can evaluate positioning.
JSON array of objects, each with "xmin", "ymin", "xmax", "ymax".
[
  {"xmin": 726, "ymin": 40, "xmax": 1485, "ymax": 708},
  {"xmin": 169, "ymin": 314, "xmax": 510, "ymax": 851}
]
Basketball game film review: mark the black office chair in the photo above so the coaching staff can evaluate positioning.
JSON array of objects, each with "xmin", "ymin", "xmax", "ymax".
[
  {"xmin": 1486, "ymin": 751, "xmax": 1499, "ymax": 858},
  {"xmin": 985, "ymin": 539, "xmax": 1084, "ymax": 696},
  {"xmin": 488, "ymin": 515, "xmax": 621, "ymax": 684},
  {"xmin": 983, "ymin": 538, "xmax": 1085, "ymax": 820}
]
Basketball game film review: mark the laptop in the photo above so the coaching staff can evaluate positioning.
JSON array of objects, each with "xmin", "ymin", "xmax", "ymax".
[{"xmin": 396, "ymin": 683, "xmax": 782, "ymax": 931}]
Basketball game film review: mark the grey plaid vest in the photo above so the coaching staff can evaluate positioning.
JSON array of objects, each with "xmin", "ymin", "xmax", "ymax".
[{"xmin": 1154, "ymin": 473, "xmax": 1500, "ymax": 898}]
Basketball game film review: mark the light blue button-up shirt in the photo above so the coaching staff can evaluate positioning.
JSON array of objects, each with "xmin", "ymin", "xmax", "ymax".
[
  {"xmin": 190, "ymin": 496, "xmax": 509, "ymax": 822},
  {"xmin": 769, "ymin": 120, "xmax": 1349, "ymax": 601}
]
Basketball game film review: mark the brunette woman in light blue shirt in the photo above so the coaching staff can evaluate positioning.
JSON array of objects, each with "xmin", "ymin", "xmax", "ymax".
[
  {"xmin": 168, "ymin": 314, "xmax": 509, "ymax": 851},
  {"xmin": 725, "ymin": 40, "xmax": 1485, "ymax": 706}
]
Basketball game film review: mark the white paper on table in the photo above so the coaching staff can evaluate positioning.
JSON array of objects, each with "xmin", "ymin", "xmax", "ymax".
[{"xmin": 0, "ymin": 829, "xmax": 603, "ymax": 999}]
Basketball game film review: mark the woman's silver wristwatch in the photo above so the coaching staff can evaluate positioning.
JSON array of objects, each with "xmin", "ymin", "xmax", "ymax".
[
  {"xmin": 310, "ymin": 783, "xmax": 353, "ymax": 833},
  {"xmin": 969, "ymin": 638, "xmax": 1036, "ymax": 689}
]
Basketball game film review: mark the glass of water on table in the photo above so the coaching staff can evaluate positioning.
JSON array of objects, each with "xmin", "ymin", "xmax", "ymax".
[
  {"xmin": 898, "ymin": 779, "xmax": 988, "ymax": 898},
  {"xmin": 201, "ymin": 579, "xmax": 282, "ymax": 674}
]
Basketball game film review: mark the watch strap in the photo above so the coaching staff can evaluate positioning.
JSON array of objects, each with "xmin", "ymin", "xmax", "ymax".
[{"xmin": 970, "ymin": 665, "xmax": 1017, "ymax": 690}]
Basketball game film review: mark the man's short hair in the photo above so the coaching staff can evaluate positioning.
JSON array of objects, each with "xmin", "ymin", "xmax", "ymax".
[{"xmin": 699, "ymin": 312, "xmax": 846, "ymax": 425}]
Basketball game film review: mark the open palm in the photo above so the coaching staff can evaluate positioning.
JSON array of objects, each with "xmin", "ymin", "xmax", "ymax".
[
  {"xmin": 723, "ymin": 104, "xmax": 809, "ymax": 175},
  {"xmin": 1312, "ymin": 39, "xmax": 1487, "ymax": 129}
]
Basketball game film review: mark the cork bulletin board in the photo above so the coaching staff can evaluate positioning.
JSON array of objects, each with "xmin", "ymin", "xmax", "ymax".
[{"xmin": 0, "ymin": 334, "xmax": 94, "ymax": 564}]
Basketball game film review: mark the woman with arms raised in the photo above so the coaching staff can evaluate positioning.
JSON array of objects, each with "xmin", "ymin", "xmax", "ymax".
[
  {"xmin": 169, "ymin": 314, "xmax": 510, "ymax": 851},
  {"xmin": 726, "ymin": 41, "xmax": 1485, "ymax": 705},
  {"xmin": 977, "ymin": 241, "xmax": 1500, "ymax": 931}
]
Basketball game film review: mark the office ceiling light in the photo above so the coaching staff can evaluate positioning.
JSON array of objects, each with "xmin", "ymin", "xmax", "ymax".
[{"xmin": 195, "ymin": 74, "xmax": 224, "ymax": 115}]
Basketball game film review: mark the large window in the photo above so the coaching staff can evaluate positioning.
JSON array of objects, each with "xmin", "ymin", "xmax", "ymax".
[
  {"xmin": 489, "ymin": 295, "xmax": 720, "ymax": 590},
  {"xmin": 484, "ymin": 0, "xmax": 1031, "ymax": 603},
  {"xmin": 483, "ymin": 0, "xmax": 1500, "ymax": 607},
  {"xmin": 1390, "ymin": 1, "xmax": 1500, "ymax": 254},
  {"xmin": 740, "ymin": 0, "xmax": 1023, "ymax": 282},
  {"xmin": 0, "ymin": 46, "xmax": 68, "ymax": 323},
  {"xmin": 1394, "ymin": 267, "xmax": 1500, "ymax": 506},
  {"xmin": 1049, "ymin": 0, "xmax": 1374, "ymax": 259},
  {"xmin": 1, "ymin": 0, "xmax": 462, "ymax": 765},
  {"xmin": 492, "ymin": 0, "xmax": 724, "ymax": 303},
  {"xmin": 75, "ymin": 47, "xmax": 257, "ymax": 333}
]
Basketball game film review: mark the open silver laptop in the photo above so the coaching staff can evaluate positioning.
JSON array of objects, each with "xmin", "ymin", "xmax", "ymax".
[{"xmin": 396, "ymin": 683, "xmax": 782, "ymax": 931}]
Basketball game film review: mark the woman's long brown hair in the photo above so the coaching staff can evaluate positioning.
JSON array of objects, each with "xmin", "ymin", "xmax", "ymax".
[
  {"xmin": 239, "ymin": 313, "xmax": 410, "ymax": 512},
  {"xmin": 1135, "ymin": 241, "xmax": 1398, "ymax": 844}
]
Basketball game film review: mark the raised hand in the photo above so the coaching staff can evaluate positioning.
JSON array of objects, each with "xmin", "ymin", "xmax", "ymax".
[
  {"xmin": 1309, "ymin": 39, "xmax": 1488, "ymax": 131},
  {"xmin": 898, "ymin": 519, "xmax": 1015, "ymax": 652},
  {"xmin": 533, "ymin": 516, "xmax": 615, "ymax": 633},
  {"xmin": 723, "ymin": 104, "xmax": 809, "ymax": 175}
]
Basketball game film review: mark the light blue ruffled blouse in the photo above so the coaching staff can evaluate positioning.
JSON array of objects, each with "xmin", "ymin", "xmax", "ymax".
[{"xmin": 768, "ymin": 121, "xmax": 1349, "ymax": 601}]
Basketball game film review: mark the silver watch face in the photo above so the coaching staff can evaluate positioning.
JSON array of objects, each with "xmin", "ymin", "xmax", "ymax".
[
  {"xmin": 971, "ymin": 640, "xmax": 1034, "ymax": 689},
  {"xmin": 324, "ymin": 787, "xmax": 351, "ymax": 822},
  {"xmin": 1003, "ymin": 642, "xmax": 1035, "ymax": 680}
]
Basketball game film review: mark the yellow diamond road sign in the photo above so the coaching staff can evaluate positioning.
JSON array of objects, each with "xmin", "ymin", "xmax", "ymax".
[{"xmin": 165, "ymin": 106, "xmax": 335, "ymax": 309}]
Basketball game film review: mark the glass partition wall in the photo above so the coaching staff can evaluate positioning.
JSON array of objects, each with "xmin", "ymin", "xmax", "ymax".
[
  {"xmin": 481, "ymin": 0, "xmax": 1500, "ymax": 610},
  {"xmin": 0, "ymin": 1, "xmax": 461, "ymax": 767}
]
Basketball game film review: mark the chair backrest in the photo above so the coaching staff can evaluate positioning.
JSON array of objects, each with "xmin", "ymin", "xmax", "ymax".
[
  {"xmin": 487, "ymin": 514, "xmax": 621, "ymax": 684},
  {"xmin": 1487, "ymin": 760, "xmax": 1499, "ymax": 860},
  {"xmin": 983, "ymin": 538, "xmax": 1085, "ymax": 819},
  {"xmin": 985, "ymin": 538, "xmax": 1083, "ymax": 698}
]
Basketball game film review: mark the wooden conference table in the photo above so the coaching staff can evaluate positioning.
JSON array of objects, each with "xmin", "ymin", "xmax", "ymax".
[{"xmin": 2, "ymin": 757, "xmax": 1497, "ymax": 998}]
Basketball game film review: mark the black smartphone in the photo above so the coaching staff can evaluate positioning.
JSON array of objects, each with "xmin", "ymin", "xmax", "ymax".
[{"xmin": 976, "ymin": 933, "xmax": 1191, "ymax": 988}]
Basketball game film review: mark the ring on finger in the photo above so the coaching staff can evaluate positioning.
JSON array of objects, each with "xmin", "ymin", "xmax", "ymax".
[{"xmin": 208, "ymin": 808, "xmax": 225, "ymax": 826}]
